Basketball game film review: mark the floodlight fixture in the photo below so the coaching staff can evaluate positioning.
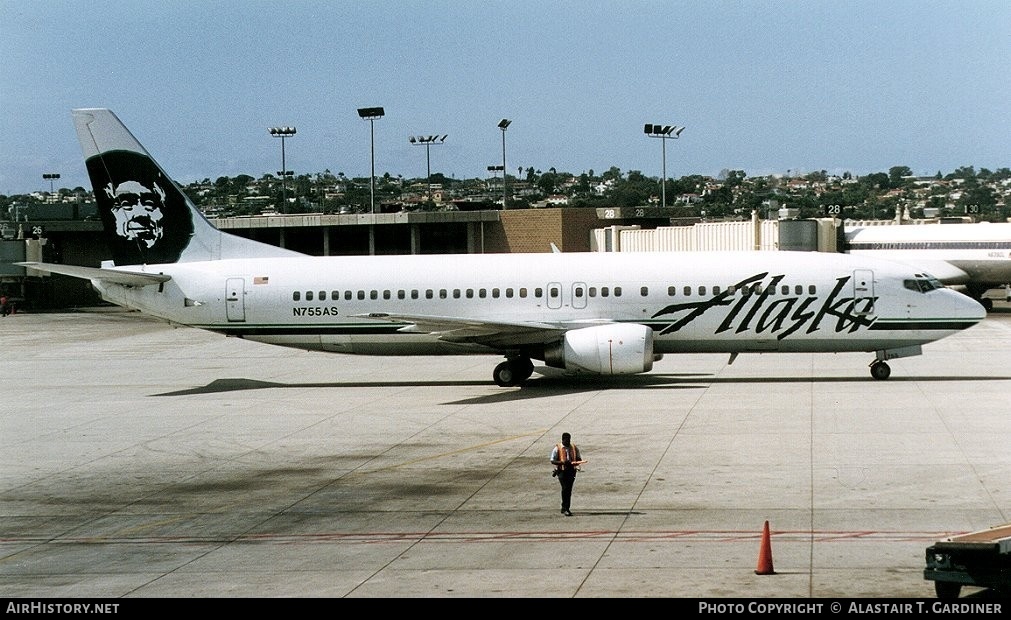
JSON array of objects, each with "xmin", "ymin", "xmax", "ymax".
[
  {"xmin": 268, "ymin": 126, "xmax": 297, "ymax": 212},
  {"xmin": 358, "ymin": 106, "xmax": 385, "ymax": 213},
  {"xmin": 43, "ymin": 172, "xmax": 61, "ymax": 195},
  {"xmin": 643, "ymin": 122, "xmax": 686, "ymax": 209},
  {"xmin": 410, "ymin": 133, "xmax": 448, "ymax": 200},
  {"xmin": 497, "ymin": 119, "xmax": 512, "ymax": 207}
]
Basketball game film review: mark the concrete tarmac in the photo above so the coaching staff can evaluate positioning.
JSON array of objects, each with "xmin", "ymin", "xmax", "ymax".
[{"xmin": 2, "ymin": 305, "xmax": 1010, "ymax": 599}]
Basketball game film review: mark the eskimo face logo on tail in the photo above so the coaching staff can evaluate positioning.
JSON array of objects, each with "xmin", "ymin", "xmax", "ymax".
[
  {"xmin": 88, "ymin": 151, "xmax": 193, "ymax": 265},
  {"xmin": 105, "ymin": 179, "xmax": 165, "ymax": 248}
]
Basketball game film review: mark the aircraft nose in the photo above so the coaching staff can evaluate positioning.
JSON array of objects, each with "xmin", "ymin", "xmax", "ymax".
[{"xmin": 954, "ymin": 291, "xmax": 987, "ymax": 325}]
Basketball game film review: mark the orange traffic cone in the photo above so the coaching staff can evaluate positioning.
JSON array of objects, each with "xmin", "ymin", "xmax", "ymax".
[{"xmin": 755, "ymin": 520, "xmax": 775, "ymax": 575}]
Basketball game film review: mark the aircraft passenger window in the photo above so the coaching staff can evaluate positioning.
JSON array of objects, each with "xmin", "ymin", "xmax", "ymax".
[
  {"xmin": 519, "ymin": 288, "xmax": 527, "ymax": 298},
  {"xmin": 795, "ymin": 285, "xmax": 802, "ymax": 295},
  {"xmin": 345, "ymin": 291, "xmax": 353, "ymax": 300},
  {"xmin": 781, "ymin": 285, "xmax": 789, "ymax": 295},
  {"xmin": 589, "ymin": 287, "xmax": 597, "ymax": 297},
  {"xmin": 713, "ymin": 286, "xmax": 721, "ymax": 295},
  {"xmin": 492, "ymin": 288, "xmax": 500, "ymax": 298},
  {"xmin": 383, "ymin": 290, "xmax": 391, "ymax": 300},
  {"xmin": 699, "ymin": 286, "xmax": 707, "ymax": 296},
  {"xmin": 411, "ymin": 290, "xmax": 419, "ymax": 299},
  {"xmin": 753, "ymin": 285, "xmax": 762, "ymax": 294},
  {"xmin": 398, "ymin": 290, "xmax": 405, "ymax": 299},
  {"xmin": 453, "ymin": 289, "xmax": 461, "ymax": 298},
  {"xmin": 727, "ymin": 285, "xmax": 736, "ymax": 294},
  {"xmin": 549, "ymin": 287, "xmax": 559, "ymax": 298},
  {"xmin": 306, "ymin": 291, "xmax": 314, "ymax": 301},
  {"xmin": 640, "ymin": 286, "xmax": 648, "ymax": 297},
  {"xmin": 439, "ymin": 289, "xmax": 447, "ymax": 299},
  {"xmin": 293, "ymin": 291, "xmax": 301, "ymax": 301},
  {"xmin": 575, "ymin": 287, "xmax": 584, "ymax": 297},
  {"xmin": 466, "ymin": 289, "xmax": 474, "ymax": 298},
  {"xmin": 667, "ymin": 286, "xmax": 676, "ymax": 296},
  {"xmin": 808, "ymin": 285, "xmax": 816, "ymax": 295},
  {"xmin": 684, "ymin": 286, "xmax": 691, "ymax": 296},
  {"xmin": 601, "ymin": 287, "xmax": 609, "ymax": 297},
  {"xmin": 535, "ymin": 288, "xmax": 543, "ymax": 297},
  {"xmin": 615, "ymin": 287, "xmax": 622, "ymax": 296},
  {"xmin": 425, "ymin": 289, "xmax": 434, "ymax": 299},
  {"xmin": 479, "ymin": 289, "xmax": 487, "ymax": 298},
  {"xmin": 319, "ymin": 291, "xmax": 326, "ymax": 300},
  {"xmin": 357, "ymin": 290, "xmax": 365, "ymax": 300},
  {"xmin": 506, "ymin": 288, "xmax": 514, "ymax": 298},
  {"xmin": 370, "ymin": 290, "xmax": 378, "ymax": 300}
]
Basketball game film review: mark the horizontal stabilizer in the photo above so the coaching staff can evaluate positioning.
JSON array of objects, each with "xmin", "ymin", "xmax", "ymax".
[{"xmin": 16, "ymin": 262, "xmax": 171, "ymax": 287}]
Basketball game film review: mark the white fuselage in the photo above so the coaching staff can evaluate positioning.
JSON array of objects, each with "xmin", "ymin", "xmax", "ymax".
[{"xmin": 94, "ymin": 250, "xmax": 984, "ymax": 357}]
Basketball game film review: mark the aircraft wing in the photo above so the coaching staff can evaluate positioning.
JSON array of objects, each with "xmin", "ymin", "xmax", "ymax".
[
  {"xmin": 16, "ymin": 262, "xmax": 172, "ymax": 287},
  {"xmin": 356, "ymin": 312, "xmax": 596, "ymax": 347}
]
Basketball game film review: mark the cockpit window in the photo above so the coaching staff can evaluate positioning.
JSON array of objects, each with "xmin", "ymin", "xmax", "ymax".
[{"xmin": 903, "ymin": 276, "xmax": 944, "ymax": 293}]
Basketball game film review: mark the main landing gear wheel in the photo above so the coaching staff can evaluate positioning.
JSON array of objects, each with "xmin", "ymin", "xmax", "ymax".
[
  {"xmin": 870, "ymin": 360, "xmax": 891, "ymax": 380},
  {"xmin": 493, "ymin": 357, "xmax": 534, "ymax": 387}
]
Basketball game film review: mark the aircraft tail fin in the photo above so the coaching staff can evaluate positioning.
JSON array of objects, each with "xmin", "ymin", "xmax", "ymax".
[{"xmin": 72, "ymin": 108, "xmax": 303, "ymax": 266}]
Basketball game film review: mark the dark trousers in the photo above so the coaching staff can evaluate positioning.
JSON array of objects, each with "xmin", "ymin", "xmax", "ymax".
[{"xmin": 557, "ymin": 470, "xmax": 577, "ymax": 511}]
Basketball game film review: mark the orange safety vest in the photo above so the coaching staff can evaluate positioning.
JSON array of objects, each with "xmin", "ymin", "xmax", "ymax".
[{"xmin": 555, "ymin": 443, "xmax": 578, "ymax": 469}]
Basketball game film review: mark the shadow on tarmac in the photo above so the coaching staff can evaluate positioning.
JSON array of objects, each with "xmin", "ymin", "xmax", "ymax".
[{"xmin": 152, "ymin": 371, "xmax": 1011, "ymax": 402}]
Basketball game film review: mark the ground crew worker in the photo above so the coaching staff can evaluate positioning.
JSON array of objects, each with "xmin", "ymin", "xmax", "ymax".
[{"xmin": 550, "ymin": 432, "xmax": 583, "ymax": 516}]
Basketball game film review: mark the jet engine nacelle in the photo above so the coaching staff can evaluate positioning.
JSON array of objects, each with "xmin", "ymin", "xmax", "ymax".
[{"xmin": 543, "ymin": 323, "xmax": 655, "ymax": 375}]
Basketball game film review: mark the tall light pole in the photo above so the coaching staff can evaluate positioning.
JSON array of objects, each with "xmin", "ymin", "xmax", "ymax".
[
  {"xmin": 409, "ymin": 134, "xmax": 447, "ymax": 202},
  {"xmin": 268, "ymin": 126, "xmax": 296, "ymax": 213},
  {"xmin": 358, "ymin": 107, "xmax": 385, "ymax": 214},
  {"xmin": 643, "ymin": 123, "xmax": 685, "ymax": 209},
  {"xmin": 43, "ymin": 173, "xmax": 60, "ymax": 202},
  {"xmin": 487, "ymin": 165, "xmax": 504, "ymax": 199},
  {"xmin": 497, "ymin": 119, "xmax": 511, "ymax": 209}
]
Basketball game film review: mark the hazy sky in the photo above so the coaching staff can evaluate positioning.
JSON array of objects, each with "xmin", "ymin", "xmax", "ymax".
[{"xmin": 2, "ymin": 0, "xmax": 1008, "ymax": 195}]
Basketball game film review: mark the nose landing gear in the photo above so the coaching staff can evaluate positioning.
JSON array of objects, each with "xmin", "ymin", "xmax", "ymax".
[{"xmin": 870, "ymin": 360, "xmax": 891, "ymax": 380}]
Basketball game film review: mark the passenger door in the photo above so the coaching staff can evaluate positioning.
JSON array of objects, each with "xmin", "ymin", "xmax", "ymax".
[
  {"xmin": 225, "ymin": 277, "xmax": 246, "ymax": 322},
  {"xmin": 852, "ymin": 269, "xmax": 875, "ymax": 316}
]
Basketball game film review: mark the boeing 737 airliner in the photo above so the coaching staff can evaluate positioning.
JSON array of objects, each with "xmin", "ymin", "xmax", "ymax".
[{"xmin": 20, "ymin": 109, "xmax": 986, "ymax": 385}]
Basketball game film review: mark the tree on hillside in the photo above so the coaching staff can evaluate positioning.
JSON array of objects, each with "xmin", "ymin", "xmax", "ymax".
[{"xmin": 888, "ymin": 166, "xmax": 913, "ymax": 187}]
